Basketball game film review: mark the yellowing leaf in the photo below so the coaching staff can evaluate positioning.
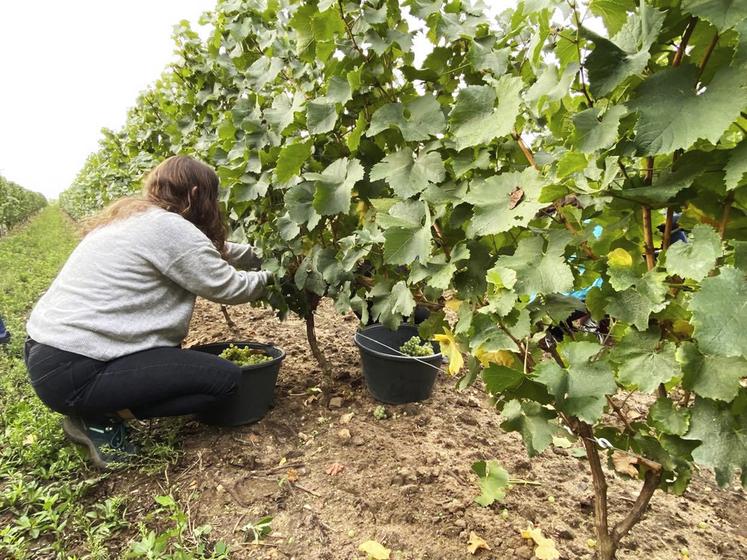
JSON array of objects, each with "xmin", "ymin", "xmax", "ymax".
[
  {"xmin": 521, "ymin": 526, "xmax": 560, "ymax": 560},
  {"xmin": 552, "ymin": 436, "xmax": 573, "ymax": 449},
  {"xmin": 434, "ymin": 330, "xmax": 464, "ymax": 374},
  {"xmin": 467, "ymin": 531, "xmax": 491, "ymax": 554},
  {"xmin": 358, "ymin": 540, "xmax": 390, "ymax": 559},
  {"xmin": 474, "ymin": 347, "xmax": 516, "ymax": 368},
  {"xmin": 673, "ymin": 319, "xmax": 694, "ymax": 337},
  {"xmin": 607, "ymin": 247, "xmax": 633, "ymax": 268},
  {"xmin": 444, "ymin": 298, "xmax": 462, "ymax": 312}
]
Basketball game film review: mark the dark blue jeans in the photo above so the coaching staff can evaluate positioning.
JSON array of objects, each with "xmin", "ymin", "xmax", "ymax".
[{"xmin": 24, "ymin": 339, "xmax": 241, "ymax": 420}]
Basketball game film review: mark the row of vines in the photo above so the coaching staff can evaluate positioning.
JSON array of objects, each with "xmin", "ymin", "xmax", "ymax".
[
  {"xmin": 60, "ymin": 1, "xmax": 746, "ymax": 558},
  {"xmin": 0, "ymin": 176, "xmax": 46, "ymax": 235}
]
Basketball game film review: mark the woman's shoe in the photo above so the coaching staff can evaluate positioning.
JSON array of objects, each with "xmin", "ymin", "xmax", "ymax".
[{"xmin": 62, "ymin": 416, "xmax": 138, "ymax": 469}]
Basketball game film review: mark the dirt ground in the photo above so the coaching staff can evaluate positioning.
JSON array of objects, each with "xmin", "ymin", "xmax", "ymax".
[{"xmin": 108, "ymin": 299, "xmax": 746, "ymax": 560}]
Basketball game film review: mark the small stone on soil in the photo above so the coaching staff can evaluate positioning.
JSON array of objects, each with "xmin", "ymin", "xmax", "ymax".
[
  {"xmin": 328, "ymin": 396, "xmax": 344, "ymax": 408},
  {"xmin": 456, "ymin": 411, "xmax": 478, "ymax": 426},
  {"xmin": 402, "ymin": 403, "xmax": 420, "ymax": 416}
]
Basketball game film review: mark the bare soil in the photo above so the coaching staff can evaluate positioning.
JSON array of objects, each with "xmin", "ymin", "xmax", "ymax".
[{"xmin": 107, "ymin": 299, "xmax": 746, "ymax": 560}]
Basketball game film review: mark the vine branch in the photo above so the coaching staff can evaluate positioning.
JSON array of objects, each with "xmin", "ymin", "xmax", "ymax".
[
  {"xmin": 672, "ymin": 16, "xmax": 697, "ymax": 67},
  {"xmin": 641, "ymin": 157, "xmax": 656, "ymax": 271},
  {"xmin": 338, "ymin": 0, "xmax": 368, "ymax": 61},
  {"xmin": 512, "ymin": 131, "xmax": 597, "ymax": 259},
  {"xmin": 697, "ymin": 32, "xmax": 720, "ymax": 83},
  {"xmin": 719, "ymin": 191, "xmax": 735, "ymax": 240}
]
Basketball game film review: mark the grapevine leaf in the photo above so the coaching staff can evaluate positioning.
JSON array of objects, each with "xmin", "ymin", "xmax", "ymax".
[
  {"xmin": 483, "ymin": 365, "xmax": 524, "ymax": 394},
  {"xmin": 610, "ymin": 328, "xmax": 680, "ymax": 393},
  {"xmin": 526, "ymin": 63, "xmax": 579, "ymax": 112},
  {"xmin": 690, "ymin": 266, "xmax": 747, "ymax": 358},
  {"xmin": 733, "ymin": 240, "xmax": 747, "ymax": 272},
  {"xmin": 366, "ymin": 95, "xmax": 446, "ymax": 141},
  {"xmin": 589, "ymin": 0, "xmax": 628, "ymax": 35},
  {"xmin": 275, "ymin": 141, "xmax": 312, "ymax": 184},
  {"xmin": 724, "ymin": 140, "xmax": 747, "ymax": 190},
  {"xmin": 346, "ymin": 113, "xmax": 367, "ymax": 152},
  {"xmin": 381, "ymin": 202, "xmax": 432, "ymax": 265},
  {"xmin": 677, "ymin": 342, "xmax": 747, "ymax": 402},
  {"xmin": 326, "ymin": 76, "xmax": 352, "ymax": 104},
  {"xmin": 630, "ymin": 64, "xmax": 747, "ymax": 155},
  {"xmin": 500, "ymin": 399, "xmax": 556, "ymax": 457},
  {"xmin": 534, "ymin": 342, "xmax": 617, "ymax": 424},
  {"xmin": 648, "ymin": 398, "xmax": 691, "ymax": 436},
  {"xmin": 465, "ymin": 168, "xmax": 546, "ymax": 237},
  {"xmin": 683, "ymin": 397, "xmax": 747, "ymax": 487},
  {"xmin": 494, "ymin": 232, "xmax": 574, "ymax": 295},
  {"xmin": 265, "ymin": 92, "xmax": 305, "ymax": 134},
  {"xmin": 584, "ymin": 4, "xmax": 665, "ymax": 97},
  {"xmin": 486, "ymin": 265, "xmax": 517, "ymax": 290},
  {"xmin": 572, "ymin": 105, "xmax": 627, "ymax": 154},
  {"xmin": 370, "ymin": 148, "xmax": 445, "ymax": 198},
  {"xmin": 556, "ymin": 152, "xmax": 588, "ymax": 178},
  {"xmin": 411, "ymin": 259, "xmax": 457, "ymax": 290},
  {"xmin": 606, "ymin": 248, "xmax": 640, "ymax": 291},
  {"xmin": 605, "ymin": 271, "xmax": 667, "ymax": 330},
  {"xmin": 383, "ymin": 226, "xmax": 431, "ymax": 265},
  {"xmin": 471, "ymin": 460, "xmax": 510, "ymax": 506},
  {"xmin": 389, "ymin": 281, "xmax": 416, "ymax": 317},
  {"xmin": 682, "ymin": 0, "xmax": 747, "ymax": 32},
  {"xmin": 370, "ymin": 280, "xmax": 417, "ymax": 330},
  {"xmin": 285, "ymin": 182, "xmax": 321, "ymax": 229},
  {"xmin": 308, "ymin": 158, "xmax": 364, "ymax": 216},
  {"xmin": 665, "ymin": 224, "xmax": 722, "ymax": 281},
  {"xmin": 277, "ymin": 213, "xmax": 300, "ymax": 241},
  {"xmin": 307, "ymin": 98, "xmax": 338, "ymax": 134},
  {"xmin": 245, "ymin": 56, "xmax": 283, "ymax": 89},
  {"xmin": 448, "ymin": 76, "xmax": 523, "ymax": 151}
]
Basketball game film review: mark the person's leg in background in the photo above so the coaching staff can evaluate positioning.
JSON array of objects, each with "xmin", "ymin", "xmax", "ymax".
[{"xmin": 0, "ymin": 315, "xmax": 10, "ymax": 344}]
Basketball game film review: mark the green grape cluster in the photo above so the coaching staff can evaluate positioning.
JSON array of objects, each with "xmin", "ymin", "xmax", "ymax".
[
  {"xmin": 265, "ymin": 274, "xmax": 318, "ymax": 321},
  {"xmin": 399, "ymin": 336, "xmax": 434, "ymax": 357},
  {"xmin": 219, "ymin": 344, "xmax": 272, "ymax": 366}
]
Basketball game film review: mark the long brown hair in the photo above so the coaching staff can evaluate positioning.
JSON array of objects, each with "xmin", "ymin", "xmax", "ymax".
[{"xmin": 85, "ymin": 156, "xmax": 227, "ymax": 256}]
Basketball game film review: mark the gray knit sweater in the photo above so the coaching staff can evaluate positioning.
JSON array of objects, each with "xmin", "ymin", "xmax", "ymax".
[{"xmin": 27, "ymin": 207, "xmax": 271, "ymax": 360}]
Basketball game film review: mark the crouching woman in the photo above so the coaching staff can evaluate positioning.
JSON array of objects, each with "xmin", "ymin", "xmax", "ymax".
[{"xmin": 25, "ymin": 156, "xmax": 271, "ymax": 469}]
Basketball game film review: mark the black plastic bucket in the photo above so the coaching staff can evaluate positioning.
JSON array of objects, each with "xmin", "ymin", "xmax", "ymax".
[
  {"xmin": 354, "ymin": 324, "xmax": 441, "ymax": 404},
  {"xmin": 191, "ymin": 341, "xmax": 285, "ymax": 426}
]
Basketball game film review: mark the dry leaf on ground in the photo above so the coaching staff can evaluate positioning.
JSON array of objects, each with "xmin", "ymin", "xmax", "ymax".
[
  {"xmin": 467, "ymin": 531, "xmax": 491, "ymax": 554},
  {"xmin": 521, "ymin": 526, "xmax": 560, "ymax": 560},
  {"xmin": 358, "ymin": 540, "xmax": 391, "ymax": 559},
  {"xmin": 286, "ymin": 468, "xmax": 299, "ymax": 483},
  {"xmin": 326, "ymin": 462, "xmax": 345, "ymax": 476}
]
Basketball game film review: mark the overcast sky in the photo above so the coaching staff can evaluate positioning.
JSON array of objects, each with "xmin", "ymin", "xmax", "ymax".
[
  {"xmin": 0, "ymin": 1, "xmax": 213, "ymax": 198},
  {"xmin": 0, "ymin": 1, "xmax": 519, "ymax": 199}
]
